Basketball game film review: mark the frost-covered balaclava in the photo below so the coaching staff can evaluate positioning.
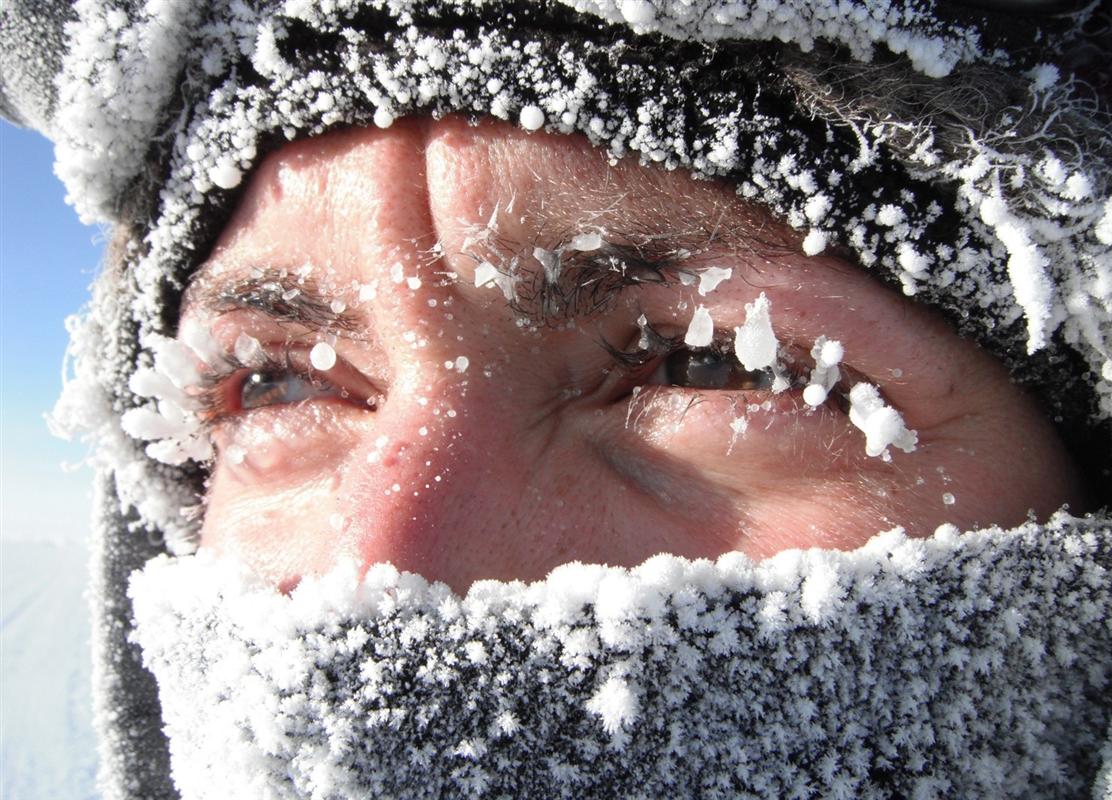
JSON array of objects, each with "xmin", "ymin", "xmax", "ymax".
[{"xmin": 2, "ymin": 1, "xmax": 1111, "ymax": 798}]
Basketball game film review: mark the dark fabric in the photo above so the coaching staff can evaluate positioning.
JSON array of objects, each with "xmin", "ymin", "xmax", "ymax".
[
  {"xmin": 90, "ymin": 471, "xmax": 177, "ymax": 800},
  {"xmin": 0, "ymin": 0, "xmax": 75, "ymax": 131}
]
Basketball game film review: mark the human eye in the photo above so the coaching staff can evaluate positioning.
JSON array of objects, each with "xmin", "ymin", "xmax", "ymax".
[
  {"xmin": 192, "ymin": 333, "xmax": 379, "ymax": 476},
  {"xmin": 602, "ymin": 315, "xmax": 849, "ymax": 413},
  {"xmin": 196, "ymin": 342, "xmax": 376, "ymax": 422},
  {"xmin": 590, "ymin": 290, "xmax": 918, "ymax": 479}
]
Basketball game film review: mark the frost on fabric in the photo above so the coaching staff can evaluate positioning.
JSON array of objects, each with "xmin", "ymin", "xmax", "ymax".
[
  {"xmin": 55, "ymin": 0, "xmax": 206, "ymax": 223},
  {"xmin": 129, "ymin": 516, "xmax": 1112, "ymax": 800},
  {"xmin": 564, "ymin": 0, "xmax": 987, "ymax": 78},
  {"xmin": 49, "ymin": 282, "xmax": 202, "ymax": 551}
]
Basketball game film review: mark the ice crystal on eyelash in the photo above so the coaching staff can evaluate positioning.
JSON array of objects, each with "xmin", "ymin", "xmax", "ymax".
[
  {"xmin": 310, "ymin": 342, "xmax": 337, "ymax": 371},
  {"xmin": 732, "ymin": 293, "xmax": 778, "ymax": 372},
  {"xmin": 684, "ymin": 305, "xmax": 714, "ymax": 347},
  {"xmin": 120, "ymin": 334, "xmax": 212, "ymax": 466},
  {"xmin": 847, "ymin": 382, "xmax": 917, "ymax": 459},
  {"xmin": 802, "ymin": 336, "xmax": 843, "ymax": 408}
]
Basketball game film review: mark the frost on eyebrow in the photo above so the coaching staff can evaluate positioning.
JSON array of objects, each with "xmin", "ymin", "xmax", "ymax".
[
  {"xmin": 461, "ymin": 226, "xmax": 700, "ymax": 326},
  {"xmin": 183, "ymin": 270, "xmax": 364, "ymax": 334}
]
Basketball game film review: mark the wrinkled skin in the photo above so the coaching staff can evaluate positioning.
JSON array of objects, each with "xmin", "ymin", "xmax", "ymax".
[{"xmin": 183, "ymin": 117, "xmax": 1085, "ymax": 592}]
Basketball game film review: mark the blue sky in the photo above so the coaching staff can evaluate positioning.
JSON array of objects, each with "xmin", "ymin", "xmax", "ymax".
[{"xmin": 1, "ymin": 120, "xmax": 105, "ymax": 543}]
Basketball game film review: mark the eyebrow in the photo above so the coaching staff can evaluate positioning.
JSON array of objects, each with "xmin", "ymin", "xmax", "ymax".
[
  {"xmin": 470, "ymin": 223, "xmax": 751, "ymax": 327},
  {"xmin": 511, "ymin": 238, "xmax": 688, "ymax": 325},
  {"xmin": 183, "ymin": 207, "xmax": 794, "ymax": 332},
  {"xmin": 182, "ymin": 273, "xmax": 364, "ymax": 334}
]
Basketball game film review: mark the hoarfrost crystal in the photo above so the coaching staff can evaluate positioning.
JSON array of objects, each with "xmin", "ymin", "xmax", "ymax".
[{"xmin": 733, "ymin": 293, "xmax": 777, "ymax": 371}]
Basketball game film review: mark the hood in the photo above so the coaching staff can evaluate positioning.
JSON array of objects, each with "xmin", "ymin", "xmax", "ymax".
[{"xmin": 1, "ymin": 1, "xmax": 1110, "ymax": 798}]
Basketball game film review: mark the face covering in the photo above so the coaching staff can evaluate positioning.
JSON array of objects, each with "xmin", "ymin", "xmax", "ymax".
[
  {"xmin": 2, "ymin": 2, "xmax": 1110, "ymax": 799},
  {"xmin": 130, "ymin": 516, "xmax": 1112, "ymax": 799}
]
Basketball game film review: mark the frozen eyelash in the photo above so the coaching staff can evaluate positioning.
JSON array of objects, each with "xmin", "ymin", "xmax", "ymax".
[
  {"xmin": 601, "ymin": 316, "xmax": 681, "ymax": 370},
  {"xmin": 600, "ymin": 317, "xmax": 858, "ymax": 410},
  {"xmin": 602, "ymin": 317, "xmax": 755, "ymax": 375},
  {"xmin": 192, "ymin": 345, "xmax": 297, "ymax": 422}
]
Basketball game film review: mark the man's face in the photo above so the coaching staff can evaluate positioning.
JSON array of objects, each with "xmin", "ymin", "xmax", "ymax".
[{"xmin": 181, "ymin": 117, "xmax": 1083, "ymax": 592}]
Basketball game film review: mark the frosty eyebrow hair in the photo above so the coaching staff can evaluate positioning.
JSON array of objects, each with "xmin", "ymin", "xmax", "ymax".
[
  {"xmin": 470, "ymin": 221, "xmax": 784, "ymax": 326},
  {"xmin": 510, "ymin": 238, "xmax": 689, "ymax": 324},
  {"xmin": 182, "ymin": 273, "xmax": 363, "ymax": 334}
]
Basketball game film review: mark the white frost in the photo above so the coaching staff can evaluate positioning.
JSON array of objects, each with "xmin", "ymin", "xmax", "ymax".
[
  {"xmin": 697, "ymin": 267, "xmax": 732, "ymax": 296},
  {"xmin": 732, "ymin": 293, "xmax": 777, "ymax": 371},
  {"xmin": 619, "ymin": 0, "xmax": 656, "ymax": 25},
  {"xmin": 847, "ymin": 383, "xmax": 918, "ymax": 458},
  {"xmin": 519, "ymin": 105, "xmax": 545, "ymax": 132},
  {"xmin": 801, "ymin": 229, "xmax": 828, "ymax": 256},
  {"xmin": 684, "ymin": 305, "xmax": 714, "ymax": 348},
  {"xmin": 586, "ymin": 675, "xmax": 639, "ymax": 736},
  {"xmin": 310, "ymin": 342, "xmax": 337, "ymax": 371}
]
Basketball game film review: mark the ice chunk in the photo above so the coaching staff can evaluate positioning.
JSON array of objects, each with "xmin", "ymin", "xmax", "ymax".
[
  {"xmin": 208, "ymin": 157, "xmax": 242, "ymax": 189},
  {"xmin": 817, "ymin": 339, "xmax": 844, "ymax": 368},
  {"xmin": 373, "ymin": 107, "xmax": 394, "ymax": 129},
  {"xmin": 474, "ymin": 261, "xmax": 499, "ymax": 288},
  {"xmin": 226, "ymin": 444, "xmax": 246, "ymax": 465},
  {"xmin": 684, "ymin": 305, "xmax": 714, "ymax": 348},
  {"xmin": 847, "ymin": 383, "xmax": 918, "ymax": 458},
  {"xmin": 619, "ymin": 0, "xmax": 656, "ymax": 25},
  {"xmin": 801, "ymin": 230, "xmax": 827, "ymax": 256},
  {"xmin": 233, "ymin": 333, "xmax": 263, "ymax": 365},
  {"xmin": 569, "ymin": 231, "xmax": 603, "ymax": 251},
  {"xmin": 802, "ymin": 384, "xmax": 828, "ymax": 407},
  {"xmin": 533, "ymin": 246, "xmax": 560, "ymax": 284},
  {"xmin": 803, "ymin": 336, "xmax": 843, "ymax": 406},
  {"xmin": 732, "ymin": 293, "xmax": 777, "ymax": 371},
  {"xmin": 519, "ymin": 105, "xmax": 545, "ymax": 132},
  {"xmin": 310, "ymin": 342, "xmax": 337, "ymax": 371},
  {"xmin": 697, "ymin": 267, "xmax": 732, "ymax": 296}
]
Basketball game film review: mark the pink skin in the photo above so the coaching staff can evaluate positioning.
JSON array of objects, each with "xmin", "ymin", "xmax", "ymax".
[{"xmin": 185, "ymin": 117, "xmax": 1086, "ymax": 592}]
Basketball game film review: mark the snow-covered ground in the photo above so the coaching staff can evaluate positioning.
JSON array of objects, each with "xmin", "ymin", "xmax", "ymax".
[{"xmin": 2, "ymin": 539, "xmax": 98, "ymax": 799}]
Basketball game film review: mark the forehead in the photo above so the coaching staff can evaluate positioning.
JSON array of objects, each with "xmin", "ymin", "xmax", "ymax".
[{"xmin": 190, "ymin": 116, "xmax": 785, "ymax": 292}]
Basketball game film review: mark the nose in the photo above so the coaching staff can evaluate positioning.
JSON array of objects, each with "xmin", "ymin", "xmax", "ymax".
[
  {"xmin": 325, "ymin": 119, "xmax": 612, "ymax": 590},
  {"xmin": 339, "ymin": 366, "xmax": 572, "ymax": 590}
]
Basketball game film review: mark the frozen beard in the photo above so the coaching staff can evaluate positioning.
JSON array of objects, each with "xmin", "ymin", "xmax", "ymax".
[{"xmin": 130, "ymin": 515, "xmax": 1112, "ymax": 800}]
